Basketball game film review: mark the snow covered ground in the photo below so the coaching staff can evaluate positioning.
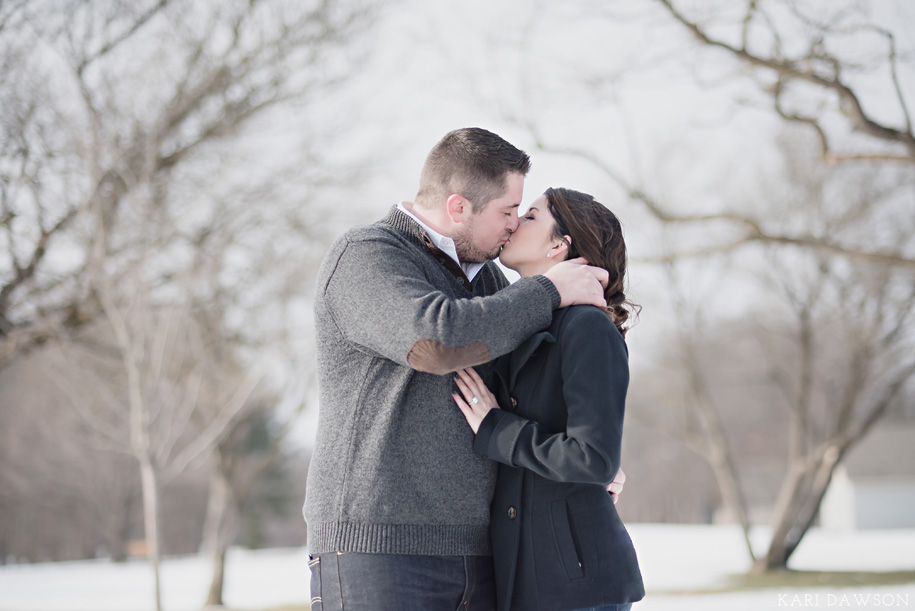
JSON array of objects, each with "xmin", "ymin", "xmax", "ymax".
[
  {"xmin": 630, "ymin": 525, "xmax": 915, "ymax": 610},
  {"xmin": 1, "ymin": 525, "xmax": 913, "ymax": 611}
]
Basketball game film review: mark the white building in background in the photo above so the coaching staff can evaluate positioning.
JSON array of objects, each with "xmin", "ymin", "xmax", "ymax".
[{"xmin": 820, "ymin": 424, "xmax": 915, "ymax": 531}]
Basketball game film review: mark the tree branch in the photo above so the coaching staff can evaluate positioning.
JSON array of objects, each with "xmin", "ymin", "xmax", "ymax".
[
  {"xmin": 165, "ymin": 372, "xmax": 262, "ymax": 481},
  {"xmin": 530, "ymin": 135, "xmax": 915, "ymax": 270},
  {"xmin": 76, "ymin": 1, "xmax": 170, "ymax": 76},
  {"xmin": 0, "ymin": 204, "xmax": 82, "ymax": 325},
  {"xmin": 847, "ymin": 360, "xmax": 915, "ymax": 447},
  {"xmin": 655, "ymin": 0, "xmax": 915, "ymax": 159}
]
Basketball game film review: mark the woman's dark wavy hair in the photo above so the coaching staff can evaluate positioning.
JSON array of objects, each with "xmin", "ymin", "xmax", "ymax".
[{"xmin": 544, "ymin": 187, "xmax": 639, "ymax": 337}]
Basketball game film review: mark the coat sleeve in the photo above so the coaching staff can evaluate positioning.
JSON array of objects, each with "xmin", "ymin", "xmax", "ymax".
[
  {"xmin": 321, "ymin": 236, "xmax": 559, "ymax": 375},
  {"xmin": 473, "ymin": 307, "xmax": 628, "ymax": 484}
]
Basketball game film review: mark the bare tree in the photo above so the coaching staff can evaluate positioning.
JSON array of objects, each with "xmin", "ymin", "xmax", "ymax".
[
  {"xmin": 49, "ymin": 286, "xmax": 261, "ymax": 610},
  {"xmin": 2, "ymin": 3, "xmax": 376, "ymax": 602},
  {"xmin": 200, "ymin": 384, "xmax": 308, "ymax": 606},
  {"xmin": 750, "ymin": 169, "xmax": 915, "ymax": 571},
  {"xmin": 630, "ymin": 127, "xmax": 915, "ymax": 571},
  {"xmin": 0, "ymin": 0, "xmax": 375, "ymax": 369}
]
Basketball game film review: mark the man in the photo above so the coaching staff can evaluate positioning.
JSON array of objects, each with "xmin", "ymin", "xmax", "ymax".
[{"xmin": 304, "ymin": 128, "xmax": 609, "ymax": 610}]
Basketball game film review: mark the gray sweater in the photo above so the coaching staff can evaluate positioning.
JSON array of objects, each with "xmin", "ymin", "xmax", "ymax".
[{"xmin": 304, "ymin": 206, "xmax": 560, "ymax": 556}]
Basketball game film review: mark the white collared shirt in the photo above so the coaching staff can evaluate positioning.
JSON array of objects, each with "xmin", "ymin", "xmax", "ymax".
[{"xmin": 397, "ymin": 202, "xmax": 484, "ymax": 282}]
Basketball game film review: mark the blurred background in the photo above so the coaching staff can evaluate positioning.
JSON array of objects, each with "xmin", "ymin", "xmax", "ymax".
[{"xmin": 1, "ymin": 0, "xmax": 913, "ymax": 609}]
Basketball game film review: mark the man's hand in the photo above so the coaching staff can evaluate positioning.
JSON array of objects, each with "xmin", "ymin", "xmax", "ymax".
[
  {"xmin": 607, "ymin": 468, "xmax": 626, "ymax": 504},
  {"xmin": 543, "ymin": 257, "xmax": 609, "ymax": 308}
]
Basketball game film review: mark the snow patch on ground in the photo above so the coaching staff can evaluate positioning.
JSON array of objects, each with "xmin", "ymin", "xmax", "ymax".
[{"xmin": 1, "ymin": 525, "xmax": 913, "ymax": 611}]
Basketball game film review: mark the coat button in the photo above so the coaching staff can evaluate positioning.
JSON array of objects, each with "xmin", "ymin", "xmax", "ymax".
[
  {"xmin": 510, "ymin": 397, "xmax": 517, "ymax": 407},
  {"xmin": 508, "ymin": 506, "xmax": 517, "ymax": 519}
]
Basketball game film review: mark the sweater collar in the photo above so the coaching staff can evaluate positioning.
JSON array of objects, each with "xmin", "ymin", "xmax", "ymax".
[
  {"xmin": 381, "ymin": 205, "xmax": 476, "ymax": 291},
  {"xmin": 382, "ymin": 205, "xmax": 427, "ymax": 248},
  {"xmin": 391, "ymin": 203, "xmax": 485, "ymax": 282}
]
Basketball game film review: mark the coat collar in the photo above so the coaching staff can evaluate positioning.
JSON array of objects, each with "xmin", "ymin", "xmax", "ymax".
[
  {"xmin": 507, "ymin": 329, "xmax": 556, "ymax": 389},
  {"xmin": 494, "ymin": 308, "xmax": 575, "ymax": 391}
]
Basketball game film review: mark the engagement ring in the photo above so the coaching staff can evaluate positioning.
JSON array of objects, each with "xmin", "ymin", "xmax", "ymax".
[{"xmin": 471, "ymin": 397, "xmax": 479, "ymax": 404}]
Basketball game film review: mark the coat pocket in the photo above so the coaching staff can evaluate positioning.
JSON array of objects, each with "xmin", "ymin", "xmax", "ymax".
[{"xmin": 550, "ymin": 499, "xmax": 586, "ymax": 580}]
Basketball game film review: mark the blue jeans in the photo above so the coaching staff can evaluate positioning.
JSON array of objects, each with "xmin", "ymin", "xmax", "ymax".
[
  {"xmin": 308, "ymin": 551, "xmax": 496, "ymax": 610},
  {"xmin": 572, "ymin": 605, "xmax": 633, "ymax": 611}
]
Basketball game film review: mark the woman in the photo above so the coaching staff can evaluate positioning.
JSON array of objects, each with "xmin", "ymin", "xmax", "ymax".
[{"xmin": 453, "ymin": 188, "xmax": 645, "ymax": 611}]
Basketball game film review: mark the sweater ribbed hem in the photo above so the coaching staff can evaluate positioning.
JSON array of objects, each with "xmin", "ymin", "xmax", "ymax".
[
  {"xmin": 307, "ymin": 521, "xmax": 492, "ymax": 556},
  {"xmin": 532, "ymin": 275, "xmax": 561, "ymax": 309}
]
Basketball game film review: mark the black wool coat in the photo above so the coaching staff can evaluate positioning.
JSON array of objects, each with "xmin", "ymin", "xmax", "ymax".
[{"xmin": 473, "ymin": 305, "xmax": 645, "ymax": 611}]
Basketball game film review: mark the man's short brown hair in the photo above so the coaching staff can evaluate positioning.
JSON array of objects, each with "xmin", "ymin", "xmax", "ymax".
[{"xmin": 416, "ymin": 128, "xmax": 531, "ymax": 212}]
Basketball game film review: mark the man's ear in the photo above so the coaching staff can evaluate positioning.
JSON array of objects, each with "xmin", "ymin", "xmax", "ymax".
[{"xmin": 445, "ymin": 193, "xmax": 469, "ymax": 224}]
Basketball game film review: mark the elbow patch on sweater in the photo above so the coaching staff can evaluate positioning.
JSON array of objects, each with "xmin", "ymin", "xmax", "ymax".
[{"xmin": 407, "ymin": 339, "xmax": 490, "ymax": 375}]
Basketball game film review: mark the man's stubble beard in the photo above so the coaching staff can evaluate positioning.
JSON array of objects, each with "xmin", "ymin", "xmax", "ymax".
[{"xmin": 453, "ymin": 222, "xmax": 502, "ymax": 264}]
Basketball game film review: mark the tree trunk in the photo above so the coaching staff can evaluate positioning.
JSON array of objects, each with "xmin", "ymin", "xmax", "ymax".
[
  {"xmin": 107, "ymin": 488, "xmax": 133, "ymax": 563},
  {"xmin": 203, "ymin": 450, "xmax": 236, "ymax": 607},
  {"xmin": 108, "ymin": 528, "xmax": 127, "ymax": 563},
  {"xmin": 754, "ymin": 446, "xmax": 842, "ymax": 573},
  {"xmin": 681, "ymin": 341, "xmax": 757, "ymax": 563},
  {"xmin": 138, "ymin": 456, "xmax": 163, "ymax": 611},
  {"xmin": 206, "ymin": 544, "xmax": 228, "ymax": 607},
  {"xmin": 706, "ymin": 447, "xmax": 756, "ymax": 562}
]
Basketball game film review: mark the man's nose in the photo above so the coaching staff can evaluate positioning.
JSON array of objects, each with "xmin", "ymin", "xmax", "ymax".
[{"xmin": 507, "ymin": 215, "xmax": 520, "ymax": 233}]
